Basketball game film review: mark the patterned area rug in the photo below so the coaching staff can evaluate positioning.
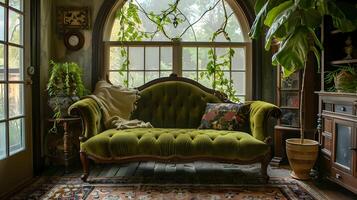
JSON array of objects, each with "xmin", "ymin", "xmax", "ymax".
[{"xmin": 11, "ymin": 176, "xmax": 326, "ymax": 200}]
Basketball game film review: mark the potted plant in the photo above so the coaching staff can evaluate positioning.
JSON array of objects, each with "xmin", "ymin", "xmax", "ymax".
[
  {"xmin": 47, "ymin": 61, "xmax": 86, "ymax": 120},
  {"xmin": 250, "ymin": 0, "xmax": 357, "ymax": 179},
  {"xmin": 325, "ymin": 65, "xmax": 357, "ymax": 93}
]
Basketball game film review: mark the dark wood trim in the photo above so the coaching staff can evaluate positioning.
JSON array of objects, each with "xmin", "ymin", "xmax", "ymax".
[
  {"xmin": 30, "ymin": 0, "xmax": 42, "ymax": 175},
  {"xmin": 92, "ymin": 0, "xmax": 117, "ymax": 89},
  {"xmin": 231, "ymin": 0, "xmax": 262, "ymax": 100},
  {"xmin": 80, "ymin": 151, "xmax": 89, "ymax": 182},
  {"xmin": 135, "ymin": 74, "xmax": 231, "ymax": 103}
]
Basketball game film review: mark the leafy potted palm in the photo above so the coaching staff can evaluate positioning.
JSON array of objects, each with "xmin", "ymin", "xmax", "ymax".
[
  {"xmin": 250, "ymin": 0, "xmax": 357, "ymax": 179},
  {"xmin": 47, "ymin": 61, "xmax": 86, "ymax": 120},
  {"xmin": 325, "ymin": 65, "xmax": 357, "ymax": 93}
]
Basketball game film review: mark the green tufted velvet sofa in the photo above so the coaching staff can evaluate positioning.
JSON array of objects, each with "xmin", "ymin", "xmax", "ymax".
[{"xmin": 69, "ymin": 76, "xmax": 281, "ymax": 182}]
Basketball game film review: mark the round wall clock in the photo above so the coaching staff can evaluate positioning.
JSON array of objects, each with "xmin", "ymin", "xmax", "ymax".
[{"xmin": 64, "ymin": 31, "xmax": 85, "ymax": 51}]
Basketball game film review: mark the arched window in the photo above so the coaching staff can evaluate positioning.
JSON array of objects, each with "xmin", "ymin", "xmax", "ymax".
[{"xmin": 101, "ymin": 0, "xmax": 252, "ymax": 101}]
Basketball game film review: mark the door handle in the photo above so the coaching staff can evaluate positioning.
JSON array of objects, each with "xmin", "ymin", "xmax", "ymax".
[
  {"xmin": 27, "ymin": 66, "xmax": 35, "ymax": 76},
  {"xmin": 349, "ymin": 147, "xmax": 357, "ymax": 151}
]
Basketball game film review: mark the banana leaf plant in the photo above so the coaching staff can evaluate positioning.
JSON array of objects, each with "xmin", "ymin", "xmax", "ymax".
[{"xmin": 250, "ymin": 0, "xmax": 357, "ymax": 143}]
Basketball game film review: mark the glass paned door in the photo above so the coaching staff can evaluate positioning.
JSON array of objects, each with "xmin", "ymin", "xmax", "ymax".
[
  {"xmin": 0, "ymin": 0, "xmax": 32, "ymax": 196},
  {"xmin": 0, "ymin": 0, "xmax": 25, "ymax": 159}
]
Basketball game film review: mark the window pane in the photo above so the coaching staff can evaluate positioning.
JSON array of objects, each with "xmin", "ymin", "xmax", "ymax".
[
  {"xmin": 0, "ymin": 122, "xmax": 5, "ymax": 159},
  {"xmin": 110, "ymin": 47, "xmax": 127, "ymax": 70},
  {"xmin": 9, "ymin": 118, "xmax": 24, "ymax": 155},
  {"xmin": 237, "ymin": 96, "xmax": 245, "ymax": 102},
  {"xmin": 9, "ymin": 0, "xmax": 23, "ymax": 11},
  {"xmin": 145, "ymin": 47, "xmax": 159, "ymax": 70},
  {"xmin": 128, "ymin": 71, "xmax": 144, "ymax": 88},
  {"xmin": 145, "ymin": 71, "xmax": 159, "ymax": 83},
  {"xmin": 0, "ymin": 6, "xmax": 4, "ymax": 41},
  {"xmin": 0, "ymin": 44, "xmax": 4, "ymax": 80},
  {"xmin": 8, "ymin": 83, "xmax": 23, "ymax": 118},
  {"xmin": 198, "ymin": 72, "xmax": 213, "ymax": 88},
  {"xmin": 109, "ymin": 71, "xmax": 127, "ymax": 86},
  {"xmin": 0, "ymin": 84, "xmax": 4, "ymax": 120},
  {"xmin": 160, "ymin": 47, "xmax": 172, "ymax": 70},
  {"xmin": 232, "ymin": 48, "xmax": 245, "ymax": 70},
  {"xmin": 9, "ymin": 10, "xmax": 23, "ymax": 45},
  {"xmin": 182, "ymin": 47, "xmax": 196, "ymax": 70},
  {"xmin": 129, "ymin": 47, "xmax": 144, "ymax": 70},
  {"xmin": 111, "ymin": 0, "xmax": 244, "ymax": 42},
  {"xmin": 232, "ymin": 72, "xmax": 245, "ymax": 95},
  {"xmin": 216, "ymin": 48, "xmax": 231, "ymax": 70},
  {"xmin": 183, "ymin": 71, "xmax": 197, "ymax": 81},
  {"xmin": 160, "ymin": 71, "xmax": 171, "ymax": 77},
  {"xmin": 198, "ymin": 48, "xmax": 210, "ymax": 70},
  {"xmin": 9, "ymin": 46, "xmax": 23, "ymax": 81}
]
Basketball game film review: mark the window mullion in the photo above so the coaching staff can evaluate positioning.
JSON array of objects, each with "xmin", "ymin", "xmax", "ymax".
[
  {"xmin": 196, "ymin": 47, "xmax": 198, "ymax": 81},
  {"xmin": 126, "ymin": 46, "xmax": 129, "ymax": 86},
  {"xmin": 172, "ymin": 40, "xmax": 182, "ymax": 76},
  {"xmin": 158, "ymin": 46, "xmax": 161, "ymax": 77},
  {"xmin": 143, "ymin": 46, "xmax": 146, "ymax": 83}
]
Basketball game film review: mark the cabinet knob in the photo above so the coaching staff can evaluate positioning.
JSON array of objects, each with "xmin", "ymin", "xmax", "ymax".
[
  {"xmin": 340, "ymin": 106, "xmax": 346, "ymax": 111},
  {"xmin": 336, "ymin": 173, "xmax": 342, "ymax": 179},
  {"xmin": 349, "ymin": 147, "xmax": 357, "ymax": 151}
]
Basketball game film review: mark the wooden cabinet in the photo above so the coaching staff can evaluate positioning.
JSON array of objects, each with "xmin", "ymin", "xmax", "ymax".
[
  {"xmin": 317, "ymin": 7, "xmax": 357, "ymax": 193},
  {"xmin": 317, "ymin": 93, "xmax": 357, "ymax": 194},
  {"xmin": 272, "ymin": 62, "xmax": 319, "ymax": 166}
]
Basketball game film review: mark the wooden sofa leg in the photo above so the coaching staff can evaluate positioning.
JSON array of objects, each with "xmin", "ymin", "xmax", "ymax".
[
  {"xmin": 261, "ymin": 153, "xmax": 270, "ymax": 183},
  {"xmin": 80, "ymin": 151, "xmax": 89, "ymax": 182}
]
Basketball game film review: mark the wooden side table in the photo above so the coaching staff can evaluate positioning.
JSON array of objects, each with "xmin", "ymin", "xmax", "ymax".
[{"xmin": 48, "ymin": 117, "xmax": 81, "ymax": 173}]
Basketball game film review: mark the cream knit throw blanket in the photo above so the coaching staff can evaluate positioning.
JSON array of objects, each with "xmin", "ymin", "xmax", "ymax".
[{"xmin": 88, "ymin": 81, "xmax": 152, "ymax": 130}]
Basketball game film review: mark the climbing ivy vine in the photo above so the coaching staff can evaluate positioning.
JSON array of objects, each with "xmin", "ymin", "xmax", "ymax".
[{"xmin": 115, "ymin": 0, "xmax": 239, "ymax": 102}]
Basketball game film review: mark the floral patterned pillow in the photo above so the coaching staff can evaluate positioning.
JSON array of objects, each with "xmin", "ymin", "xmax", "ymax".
[{"xmin": 198, "ymin": 103, "xmax": 250, "ymax": 132}]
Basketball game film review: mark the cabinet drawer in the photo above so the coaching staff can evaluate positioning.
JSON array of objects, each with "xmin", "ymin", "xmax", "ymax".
[
  {"xmin": 330, "ymin": 167, "xmax": 357, "ymax": 193},
  {"xmin": 335, "ymin": 104, "xmax": 353, "ymax": 115}
]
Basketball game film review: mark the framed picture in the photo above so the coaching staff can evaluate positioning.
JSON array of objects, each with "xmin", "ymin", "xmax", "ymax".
[{"xmin": 57, "ymin": 7, "xmax": 90, "ymax": 30}]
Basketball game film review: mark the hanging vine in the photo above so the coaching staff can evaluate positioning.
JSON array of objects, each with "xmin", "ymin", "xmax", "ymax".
[{"xmin": 115, "ymin": 0, "xmax": 239, "ymax": 101}]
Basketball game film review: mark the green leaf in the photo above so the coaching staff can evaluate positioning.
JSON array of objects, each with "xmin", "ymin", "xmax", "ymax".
[
  {"xmin": 301, "ymin": 8, "xmax": 322, "ymax": 28},
  {"xmin": 249, "ymin": 1, "xmax": 268, "ymax": 39},
  {"xmin": 272, "ymin": 26, "xmax": 310, "ymax": 77},
  {"xmin": 264, "ymin": 4, "xmax": 297, "ymax": 50},
  {"xmin": 328, "ymin": 0, "xmax": 357, "ymax": 32},
  {"xmin": 255, "ymin": 0, "xmax": 267, "ymax": 14},
  {"xmin": 311, "ymin": 46, "xmax": 321, "ymax": 72},
  {"xmin": 296, "ymin": 0, "xmax": 315, "ymax": 9},
  {"xmin": 264, "ymin": 1, "xmax": 293, "ymax": 27}
]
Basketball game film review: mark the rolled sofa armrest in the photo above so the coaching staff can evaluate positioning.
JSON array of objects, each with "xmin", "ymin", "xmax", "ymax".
[
  {"xmin": 68, "ymin": 97, "xmax": 103, "ymax": 142},
  {"xmin": 249, "ymin": 101, "xmax": 281, "ymax": 142}
]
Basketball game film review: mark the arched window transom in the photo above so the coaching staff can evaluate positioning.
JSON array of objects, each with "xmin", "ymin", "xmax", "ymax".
[{"xmin": 104, "ymin": 0, "xmax": 252, "ymax": 101}]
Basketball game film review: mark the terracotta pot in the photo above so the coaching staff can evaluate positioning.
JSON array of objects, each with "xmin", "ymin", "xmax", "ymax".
[{"xmin": 286, "ymin": 138, "xmax": 319, "ymax": 180}]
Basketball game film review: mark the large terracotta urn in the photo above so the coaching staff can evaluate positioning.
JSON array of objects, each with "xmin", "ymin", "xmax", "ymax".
[{"xmin": 286, "ymin": 138, "xmax": 319, "ymax": 180}]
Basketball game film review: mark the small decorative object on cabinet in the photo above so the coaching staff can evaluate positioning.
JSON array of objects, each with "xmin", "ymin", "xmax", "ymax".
[
  {"xmin": 271, "ymin": 63, "xmax": 319, "ymax": 166},
  {"xmin": 317, "ymin": 15, "xmax": 357, "ymax": 194},
  {"xmin": 47, "ymin": 117, "xmax": 81, "ymax": 173}
]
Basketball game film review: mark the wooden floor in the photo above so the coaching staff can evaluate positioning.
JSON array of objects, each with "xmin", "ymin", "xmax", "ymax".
[
  {"xmin": 45, "ymin": 161, "xmax": 269, "ymax": 179},
  {"xmin": 43, "ymin": 162, "xmax": 356, "ymax": 200}
]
